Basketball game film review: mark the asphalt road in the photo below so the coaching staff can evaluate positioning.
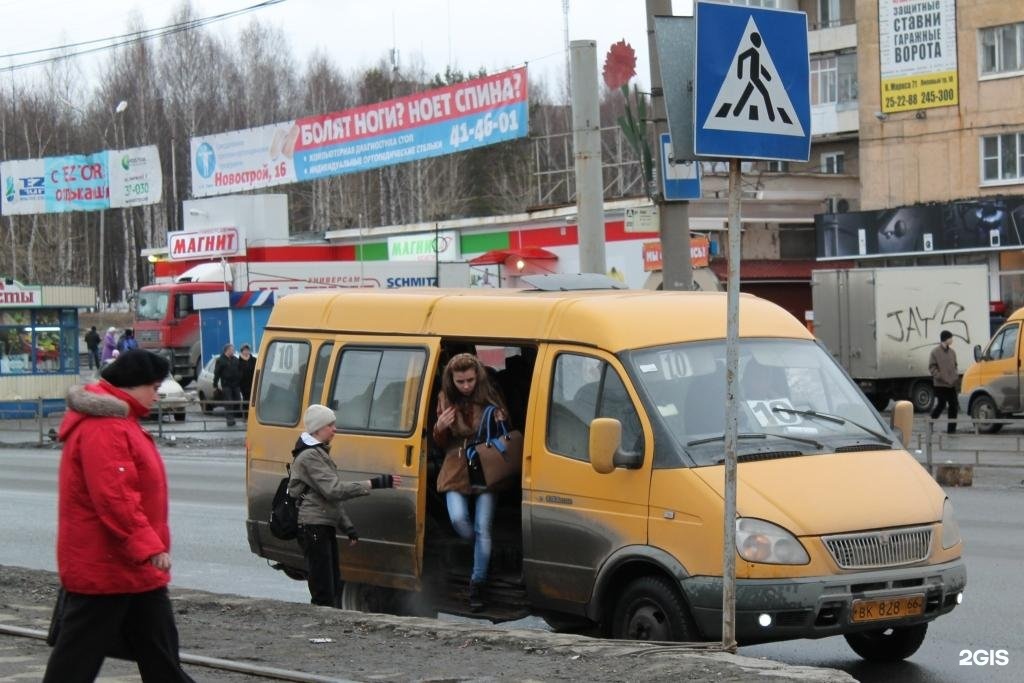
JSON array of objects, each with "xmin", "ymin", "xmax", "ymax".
[{"xmin": 1, "ymin": 439, "xmax": 1021, "ymax": 682}]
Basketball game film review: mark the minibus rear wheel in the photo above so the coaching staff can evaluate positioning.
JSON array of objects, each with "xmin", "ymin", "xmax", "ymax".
[
  {"xmin": 844, "ymin": 623, "xmax": 927, "ymax": 662},
  {"xmin": 611, "ymin": 575, "xmax": 696, "ymax": 642}
]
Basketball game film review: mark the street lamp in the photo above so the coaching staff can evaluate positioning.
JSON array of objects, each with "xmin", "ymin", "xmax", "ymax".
[{"xmin": 99, "ymin": 99, "xmax": 129, "ymax": 306}]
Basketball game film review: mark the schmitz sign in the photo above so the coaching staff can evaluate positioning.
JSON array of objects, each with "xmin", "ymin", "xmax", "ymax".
[
  {"xmin": 1, "ymin": 146, "xmax": 162, "ymax": 215},
  {"xmin": 168, "ymin": 228, "xmax": 243, "ymax": 261},
  {"xmin": 191, "ymin": 67, "xmax": 528, "ymax": 197}
]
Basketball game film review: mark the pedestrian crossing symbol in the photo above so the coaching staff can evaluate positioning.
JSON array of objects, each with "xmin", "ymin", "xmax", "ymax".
[
  {"xmin": 694, "ymin": 1, "xmax": 810, "ymax": 161},
  {"xmin": 704, "ymin": 17, "xmax": 804, "ymax": 137}
]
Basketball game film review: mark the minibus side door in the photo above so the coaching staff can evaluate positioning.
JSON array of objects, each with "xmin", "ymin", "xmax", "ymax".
[
  {"xmin": 325, "ymin": 336, "xmax": 440, "ymax": 592},
  {"xmin": 523, "ymin": 345, "xmax": 652, "ymax": 609}
]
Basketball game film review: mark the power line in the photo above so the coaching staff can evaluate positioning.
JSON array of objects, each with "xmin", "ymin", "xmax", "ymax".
[{"xmin": 0, "ymin": 0, "xmax": 286, "ymax": 73}]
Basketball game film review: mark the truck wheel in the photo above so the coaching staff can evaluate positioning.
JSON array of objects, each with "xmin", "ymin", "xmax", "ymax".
[
  {"xmin": 844, "ymin": 623, "xmax": 927, "ymax": 662},
  {"xmin": 909, "ymin": 381, "xmax": 935, "ymax": 413},
  {"xmin": 970, "ymin": 396, "xmax": 1003, "ymax": 434},
  {"xmin": 611, "ymin": 575, "xmax": 696, "ymax": 642},
  {"xmin": 174, "ymin": 410, "xmax": 186, "ymax": 422}
]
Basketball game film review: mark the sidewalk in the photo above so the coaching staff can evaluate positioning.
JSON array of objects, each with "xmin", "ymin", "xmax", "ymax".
[{"xmin": 0, "ymin": 565, "xmax": 852, "ymax": 682}]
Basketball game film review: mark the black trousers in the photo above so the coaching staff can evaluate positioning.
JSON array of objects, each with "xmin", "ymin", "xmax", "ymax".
[
  {"xmin": 931, "ymin": 385, "xmax": 958, "ymax": 433},
  {"xmin": 88, "ymin": 348, "xmax": 101, "ymax": 369},
  {"xmin": 43, "ymin": 587, "xmax": 194, "ymax": 683},
  {"xmin": 221, "ymin": 385, "xmax": 243, "ymax": 421},
  {"xmin": 299, "ymin": 524, "xmax": 342, "ymax": 607}
]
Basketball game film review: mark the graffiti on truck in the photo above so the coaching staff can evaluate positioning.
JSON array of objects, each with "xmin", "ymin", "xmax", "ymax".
[{"xmin": 884, "ymin": 300, "xmax": 971, "ymax": 350}]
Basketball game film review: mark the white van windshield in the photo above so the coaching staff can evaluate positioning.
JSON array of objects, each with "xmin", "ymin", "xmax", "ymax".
[{"xmin": 627, "ymin": 339, "xmax": 891, "ymax": 466}]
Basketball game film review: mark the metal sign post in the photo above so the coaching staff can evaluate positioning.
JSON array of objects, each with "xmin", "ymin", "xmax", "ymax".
[
  {"xmin": 693, "ymin": 0, "xmax": 811, "ymax": 651},
  {"xmin": 722, "ymin": 157, "xmax": 742, "ymax": 649}
]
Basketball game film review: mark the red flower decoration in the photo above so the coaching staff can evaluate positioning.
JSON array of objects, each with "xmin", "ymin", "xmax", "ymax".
[{"xmin": 602, "ymin": 40, "xmax": 637, "ymax": 90}]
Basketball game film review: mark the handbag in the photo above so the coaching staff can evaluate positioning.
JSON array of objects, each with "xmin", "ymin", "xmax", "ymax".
[
  {"xmin": 436, "ymin": 443, "xmax": 472, "ymax": 493},
  {"xmin": 466, "ymin": 406, "xmax": 524, "ymax": 492}
]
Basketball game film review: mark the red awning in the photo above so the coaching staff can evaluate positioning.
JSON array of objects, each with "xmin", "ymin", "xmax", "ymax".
[{"xmin": 469, "ymin": 247, "xmax": 559, "ymax": 266}]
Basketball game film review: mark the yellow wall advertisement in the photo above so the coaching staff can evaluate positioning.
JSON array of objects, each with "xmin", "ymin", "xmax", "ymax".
[{"xmin": 878, "ymin": 0, "xmax": 958, "ymax": 114}]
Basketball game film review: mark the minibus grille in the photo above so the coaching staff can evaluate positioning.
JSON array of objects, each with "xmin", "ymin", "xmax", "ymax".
[{"xmin": 822, "ymin": 526, "xmax": 932, "ymax": 569}]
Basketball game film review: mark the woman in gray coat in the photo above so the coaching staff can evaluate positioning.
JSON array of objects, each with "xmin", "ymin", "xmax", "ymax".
[{"xmin": 288, "ymin": 404, "xmax": 401, "ymax": 607}]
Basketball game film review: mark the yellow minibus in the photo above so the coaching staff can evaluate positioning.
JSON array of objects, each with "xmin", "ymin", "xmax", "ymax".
[{"xmin": 245, "ymin": 282, "xmax": 964, "ymax": 661}]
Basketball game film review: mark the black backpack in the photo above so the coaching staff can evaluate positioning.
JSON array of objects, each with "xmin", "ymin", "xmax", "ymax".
[{"xmin": 268, "ymin": 468, "xmax": 303, "ymax": 540}]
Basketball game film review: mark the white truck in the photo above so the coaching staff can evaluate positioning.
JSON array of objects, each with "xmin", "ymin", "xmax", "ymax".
[{"xmin": 812, "ymin": 265, "xmax": 990, "ymax": 412}]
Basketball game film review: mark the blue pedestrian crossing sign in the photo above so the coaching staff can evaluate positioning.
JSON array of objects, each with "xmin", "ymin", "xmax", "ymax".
[{"xmin": 695, "ymin": 1, "xmax": 810, "ymax": 161}]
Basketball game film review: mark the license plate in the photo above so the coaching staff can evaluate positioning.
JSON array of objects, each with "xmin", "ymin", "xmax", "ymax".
[{"xmin": 851, "ymin": 594, "xmax": 925, "ymax": 623}]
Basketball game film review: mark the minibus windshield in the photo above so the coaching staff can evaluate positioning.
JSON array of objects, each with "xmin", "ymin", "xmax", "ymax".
[{"xmin": 626, "ymin": 339, "xmax": 891, "ymax": 466}]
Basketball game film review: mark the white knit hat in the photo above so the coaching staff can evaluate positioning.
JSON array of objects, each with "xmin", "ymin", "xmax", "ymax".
[{"xmin": 304, "ymin": 404, "xmax": 336, "ymax": 433}]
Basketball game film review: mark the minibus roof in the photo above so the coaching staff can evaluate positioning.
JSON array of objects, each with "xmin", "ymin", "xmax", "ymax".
[{"xmin": 266, "ymin": 288, "xmax": 813, "ymax": 352}]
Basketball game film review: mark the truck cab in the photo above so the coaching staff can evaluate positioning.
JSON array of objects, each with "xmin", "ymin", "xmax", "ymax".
[{"xmin": 134, "ymin": 263, "xmax": 230, "ymax": 382}]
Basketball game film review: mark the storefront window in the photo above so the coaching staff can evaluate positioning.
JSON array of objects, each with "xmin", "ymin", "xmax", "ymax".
[{"xmin": 0, "ymin": 308, "xmax": 78, "ymax": 375}]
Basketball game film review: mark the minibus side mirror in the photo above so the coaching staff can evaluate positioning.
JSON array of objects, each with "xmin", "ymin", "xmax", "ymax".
[
  {"xmin": 891, "ymin": 400, "xmax": 913, "ymax": 448},
  {"xmin": 589, "ymin": 417, "xmax": 622, "ymax": 474},
  {"xmin": 973, "ymin": 344, "xmax": 982, "ymax": 362}
]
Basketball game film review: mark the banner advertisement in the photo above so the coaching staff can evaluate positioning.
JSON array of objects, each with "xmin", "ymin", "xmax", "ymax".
[
  {"xmin": 1, "ymin": 145, "xmax": 162, "ymax": 216},
  {"xmin": 816, "ymin": 197, "xmax": 1024, "ymax": 260},
  {"xmin": 878, "ymin": 0, "xmax": 958, "ymax": 114},
  {"xmin": 191, "ymin": 67, "xmax": 529, "ymax": 198}
]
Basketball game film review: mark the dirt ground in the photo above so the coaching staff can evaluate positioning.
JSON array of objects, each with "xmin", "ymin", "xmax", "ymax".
[{"xmin": 0, "ymin": 565, "xmax": 853, "ymax": 682}]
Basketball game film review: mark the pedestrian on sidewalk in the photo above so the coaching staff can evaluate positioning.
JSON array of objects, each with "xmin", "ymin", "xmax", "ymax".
[
  {"xmin": 83, "ymin": 326, "xmax": 101, "ymax": 370},
  {"xmin": 213, "ymin": 343, "xmax": 242, "ymax": 427},
  {"xmin": 929, "ymin": 329, "xmax": 959, "ymax": 434},
  {"xmin": 44, "ymin": 350, "xmax": 195, "ymax": 682},
  {"xmin": 289, "ymin": 404, "xmax": 401, "ymax": 607},
  {"xmin": 100, "ymin": 327, "xmax": 118, "ymax": 364}
]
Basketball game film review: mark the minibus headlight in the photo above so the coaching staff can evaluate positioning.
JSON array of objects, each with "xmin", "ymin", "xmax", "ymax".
[
  {"xmin": 736, "ymin": 518, "xmax": 809, "ymax": 565},
  {"xmin": 941, "ymin": 498, "xmax": 961, "ymax": 550}
]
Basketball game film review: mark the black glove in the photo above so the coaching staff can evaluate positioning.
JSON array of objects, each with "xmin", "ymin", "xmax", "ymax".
[
  {"xmin": 369, "ymin": 474, "xmax": 394, "ymax": 489},
  {"xmin": 347, "ymin": 529, "xmax": 359, "ymax": 542}
]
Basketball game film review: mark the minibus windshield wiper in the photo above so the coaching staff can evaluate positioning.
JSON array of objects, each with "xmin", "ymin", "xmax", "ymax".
[
  {"xmin": 770, "ymin": 407, "xmax": 895, "ymax": 445},
  {"xmin": 686, "ymin": 432, "xmax": 823, "ymax": 449}
]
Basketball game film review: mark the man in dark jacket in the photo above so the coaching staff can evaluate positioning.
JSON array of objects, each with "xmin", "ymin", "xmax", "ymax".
[
  {"xmin": 238, "ymin": 343, "xmax": 257, "ymax": 418},
  {"xmin": 213, "ymin": 343, "xmax": 242, "ymax": 426},
  {"xmin": 83, "ymin": 326, "xmax": 101, "ymax": 370},
  {"xmin": 288, "ymin": 404, "xmax": 401, "ymax": 607},
  {"xmin": 929, "ymin": 330, "xmax": 959, "ymax": 434}
]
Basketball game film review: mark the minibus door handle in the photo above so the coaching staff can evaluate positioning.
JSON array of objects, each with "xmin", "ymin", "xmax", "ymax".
[{"xmin": 405, "ymin": 444, "xmax": 413, "ymax": 467}]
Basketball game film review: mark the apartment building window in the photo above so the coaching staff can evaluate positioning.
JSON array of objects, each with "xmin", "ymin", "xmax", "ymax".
[
  {"xmin": 980, "ymin": 22, "xmax": 1024, "ymax": 76},
  {"xmin": 818, "ymin": 0, "xmax": 841, "ymax": 28},
  {"xmin": 735, "ymin": 0, "xmax": 778, "ymax": 7},
  {"xmin": 811, "ymin": 54, "xmax": 858, "ymax": 106},
  {"xmin": 821, "ymin": 152, "xmax": 844, "ymax": 174},
  {"xmin": 767, "ymin": 160, "xmax": 790, "ymax": 172},
  {"xmin": 811, "ymin": 57, "xmax": 837, "ymax": 105},
  {"xmin": 981, "ymin": 132, "xmax": 1024, "ymax": 183}
]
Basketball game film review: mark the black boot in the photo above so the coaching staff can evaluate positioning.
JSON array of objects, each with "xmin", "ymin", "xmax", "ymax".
[{"xmin": 468, "ymin": 581, "xmax": 485, "ymax": 611}]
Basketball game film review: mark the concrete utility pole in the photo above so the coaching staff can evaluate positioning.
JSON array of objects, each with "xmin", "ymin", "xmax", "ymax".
[
  {"xmin": 571, "ymin": 39, "xmax": 607, "ymax": 275},
  {"xmin": 646, "ymin": 0, "xmax": 692, "ymax": 290}
]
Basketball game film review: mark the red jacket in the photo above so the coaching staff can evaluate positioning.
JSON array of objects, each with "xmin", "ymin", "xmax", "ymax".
[{"xmin": 56, "ymin": 381, "xmax": 171, "ymax": 594}]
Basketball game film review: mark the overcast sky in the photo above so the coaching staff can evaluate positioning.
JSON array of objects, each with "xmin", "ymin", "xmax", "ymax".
[{"xmin": 0, "ymin": 0, "xmax": 694, "ymax": 101}]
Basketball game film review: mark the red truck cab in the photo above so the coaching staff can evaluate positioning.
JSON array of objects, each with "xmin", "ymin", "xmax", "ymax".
[{"xmin": 134, "ymin": 280, "xmax": 229, "ymax": 382}]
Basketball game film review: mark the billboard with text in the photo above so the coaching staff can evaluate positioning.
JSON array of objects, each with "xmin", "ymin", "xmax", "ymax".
[
  {"xmin": 1, "ymin": 145, "xmax": 162, "ymax": 215},
  {"xmin": 191, "ymin": 67, "xmax": 528, "ymax": 197}
]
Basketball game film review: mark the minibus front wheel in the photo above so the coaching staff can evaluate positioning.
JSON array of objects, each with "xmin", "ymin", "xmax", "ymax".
[
  {"xmin": 611, "ymin": 575, "xmax": 696, "ymax": 642},
  {"xmin": 844, "ymin": 623, "xmax": 927, "ymax": 662}
]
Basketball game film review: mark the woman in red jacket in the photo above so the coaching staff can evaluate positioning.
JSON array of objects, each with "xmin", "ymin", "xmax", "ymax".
[{"xmin": 44, "ymin": 350, "xmax": 195, "ymax": 682}]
